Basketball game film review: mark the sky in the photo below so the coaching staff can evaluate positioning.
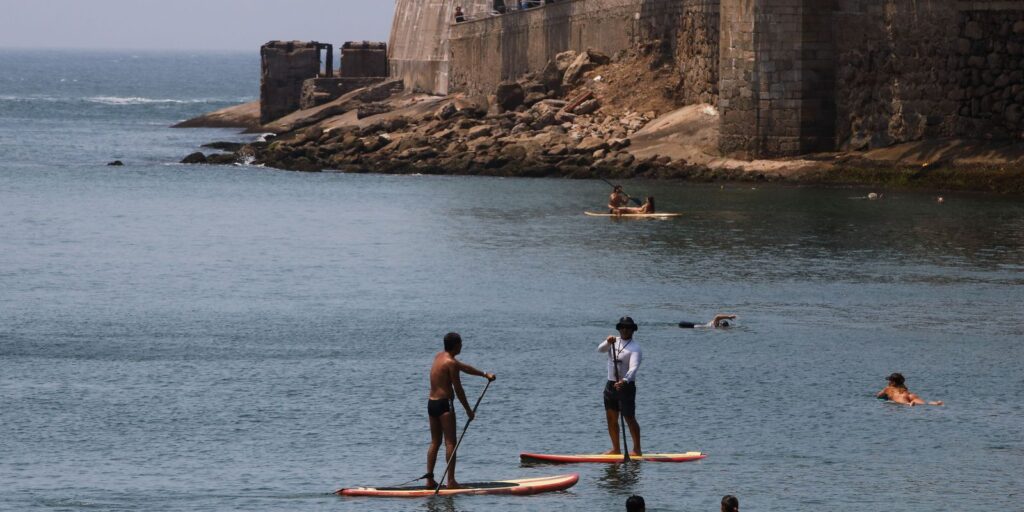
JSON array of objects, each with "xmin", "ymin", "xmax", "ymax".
[{"xmin": 0, "ymin": 0, "xmax": 394, "ymax": 51}]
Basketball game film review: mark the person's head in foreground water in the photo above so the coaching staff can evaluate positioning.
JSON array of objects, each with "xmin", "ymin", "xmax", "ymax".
[
  {"xmin": 721, "ymin": 495, "xmax": 739, "ymax": 512},
  {"xmin": 626, "ymin": 494, "xmax": 645, "ymax": 511}
]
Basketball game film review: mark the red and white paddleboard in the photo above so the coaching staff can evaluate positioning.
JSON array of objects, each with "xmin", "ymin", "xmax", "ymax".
[
  {"xmin": 336, "ymin": 472, "xmax": 579, "ymax": 498},
  {"xmin": 520, "ymin": 452, "xmax": 706, "ymax": 463}
]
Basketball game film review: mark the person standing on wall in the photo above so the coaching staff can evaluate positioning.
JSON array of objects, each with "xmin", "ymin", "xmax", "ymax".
[{"xmin": 598, "ymin": 317, "xmax": 643, "ymax": 456}]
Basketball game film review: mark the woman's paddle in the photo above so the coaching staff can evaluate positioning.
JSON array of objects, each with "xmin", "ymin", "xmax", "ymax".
[
  {"xmin": 435, "ymin": 379, "xmax": 493, "ymax": 494},
  {"xmin": 610, "ymin": 341, "xmax": 631, "ymax": 462},
  {"xmin": 600, "ymin": 178, "xmax": 643, "ymax": 206}
]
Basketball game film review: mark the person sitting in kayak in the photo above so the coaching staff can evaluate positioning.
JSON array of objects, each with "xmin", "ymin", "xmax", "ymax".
[
  {"xmin": 612, "ymin": 196, "xmax": 655, "ymax": 215},
  {"xmin": 876, "ymin": 372, "xmax": 943, "ymax": 406},
  {"xmin": 426, "ymin": 333, "xmax": 496, "ymax": 489},
  {"xmin": 608, "ymin": 186, "xmax": 630, "ymax": 212},
  {"xmin": 679, "ymin": 314, "xmax": 737, "ymax": 329}
]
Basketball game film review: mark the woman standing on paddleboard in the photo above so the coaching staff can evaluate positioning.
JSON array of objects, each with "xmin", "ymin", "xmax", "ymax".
[{"xmin": 598, "ymin": 317, "xmax": 643, "ymax": 456}]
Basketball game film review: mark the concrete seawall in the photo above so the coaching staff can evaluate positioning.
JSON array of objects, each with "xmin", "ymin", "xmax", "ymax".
[{"xmin": 389, "ymin": 0, "xmax": 491, "ymax": 94}]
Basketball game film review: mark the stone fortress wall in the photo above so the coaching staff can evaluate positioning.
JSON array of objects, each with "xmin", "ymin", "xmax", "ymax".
[{"xmin": 389, "ymin": 0, "xmax": 1024, "ymax": 158}]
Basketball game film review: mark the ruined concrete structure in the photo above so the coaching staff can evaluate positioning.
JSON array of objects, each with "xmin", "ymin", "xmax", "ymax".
[
  {"xmin": 390, "ymin": 0, "xmax": 1024, "ymax": 158},
  {"xmin": 260, "ymin": 40, "xmax": 390, "ymax": 118},
  {"xmin": 260, "ymin": 41, "xmax": 321, "ymax": 124},
  {"xmin": 299, "ymin": 42, "xmax": 390, "ymax": 110}
]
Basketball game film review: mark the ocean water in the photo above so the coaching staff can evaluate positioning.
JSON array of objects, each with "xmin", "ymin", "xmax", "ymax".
[{"xmin": 1, "ymin": 50, "xmax": 1022, "ymax": 512}]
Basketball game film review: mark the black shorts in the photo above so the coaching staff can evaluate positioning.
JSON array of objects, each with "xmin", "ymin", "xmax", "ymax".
[
  {"xmin": 603, "ymin": 380, "xmax": 637, "ymax": 417},
  {"xmin": 428, "ymin": 399, "xmax": 452, "ymax": 418},
  {"xmin": 679, "ymin": 321, "xmax": 696, "ymax": 328}
]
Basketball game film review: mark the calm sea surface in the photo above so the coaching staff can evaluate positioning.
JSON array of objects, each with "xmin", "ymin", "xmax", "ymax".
[{"xmin": 1, "ymin": 50, "xmax": 1022, "ymax": 512}]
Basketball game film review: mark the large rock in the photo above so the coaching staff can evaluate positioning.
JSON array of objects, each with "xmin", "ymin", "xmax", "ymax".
[
  {"xmin": 554, "ymin": 51, "xmax": 578, "ymax": 72},
  {"xmin": 357, "ymin": 102, "xmax": 393, "ymax": 119},
  {"xmin": 495, "ymin": 82, "xmax": 525, "ymax": 111},
  {"xmin": 467, "ymin": 125, "xmax": 493, "ymax": 140},
  {"xmin": 576, "ymin": 136, "xmax": 608, "ymax": 153},
  {"xmin": 563, "ymin": 50, "xmax": 612, "ymax": 85},
  {"xmin": 181, "ymin": 152, "xmax": 208, "ymax": 164},
  {"xmin": 574, "ymin": 99, "xmax": 600, "ymax": 115},
  {"xmin": 454, "ymin": 95, "xmax": 489, "ymax": 118},
  {"xmin": 540, "ymin": 60, "xmax": 564, "ymax": 94}
]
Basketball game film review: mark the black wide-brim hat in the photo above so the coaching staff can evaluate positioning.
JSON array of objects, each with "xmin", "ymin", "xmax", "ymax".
[{"xmin": 616, "ymin": 317, "xmax": 639, "ymax": 331}]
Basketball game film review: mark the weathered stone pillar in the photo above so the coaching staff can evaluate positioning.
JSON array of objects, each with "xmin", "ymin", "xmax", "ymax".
[
  {"xmin": 718, "ymin": 0, "xmax": 836, "ymax": 158},
  {"xmin": 260, "ymin": 41, "xmax": 321, "ymax": 124}
]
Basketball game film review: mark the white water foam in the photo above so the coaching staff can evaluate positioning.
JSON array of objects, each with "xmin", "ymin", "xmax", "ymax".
[{"xmin": 87, "ymin": 96, "xmax": 202, "ymax": 105}]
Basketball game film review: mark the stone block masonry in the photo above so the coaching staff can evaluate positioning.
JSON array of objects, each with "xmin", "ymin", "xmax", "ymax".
[
  {"xmin": 260, "ymin": 41, "xmax": 321, "ymax": 124},
  {"xmin": 719, "ymin": 0, "xmax": 838, "ymax": 157},
  {"xmin": 835, "ymin": 0, "xmax": 1024, "ymax": 150}
]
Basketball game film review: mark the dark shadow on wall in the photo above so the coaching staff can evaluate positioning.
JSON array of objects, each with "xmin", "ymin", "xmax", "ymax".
[
  {"xmin": 799, "ymin": 0, "xmax": 837, "ymax": 152},
  {"xmin": 639, "ymin": 0, "xmax": 684, "ymax": 61},
  {"xmin": 542, "ymin": 1, "xmax": 572, "ymax": 64},
  {"xmin": 499, "ymin": 11, "xmax": 530, "ymax": 81}
]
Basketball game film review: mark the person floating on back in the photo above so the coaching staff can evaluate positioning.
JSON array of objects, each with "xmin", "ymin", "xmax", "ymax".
[
  {"xmin": 876, "ymin": 372, "xmax": 943, "ymax": 406},
  {"xmin": 626, "ymin": 494, "xmax": 646, "ymax": 511},
  {"xmin": 679, "ymin": 314, "xmax": 737, "ymax": 329},
  {"xmin": 721, "ymin": 495, "xmax": 739, "ymax": 512},
  {"xmin": 598, "ymin": 317, "xmax": 643, "ymax": 456},
  {"xmin": 426, "ymin": 333, "xmax": 496, "ymax": 489}
]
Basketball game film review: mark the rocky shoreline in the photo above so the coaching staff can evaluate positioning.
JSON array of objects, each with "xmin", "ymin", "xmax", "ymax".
[{"xmin": 178, "ymin": 50, "xmax": 1024, "ymax": 195}]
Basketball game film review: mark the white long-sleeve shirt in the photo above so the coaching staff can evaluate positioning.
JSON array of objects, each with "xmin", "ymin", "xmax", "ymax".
[{"xmin": 597, "ymin": 337, "xmax": 642, "ymax": 383}]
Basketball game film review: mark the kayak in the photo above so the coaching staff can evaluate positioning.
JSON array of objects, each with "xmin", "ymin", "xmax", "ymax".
[
  {"xmin": 336, "ymin": 472, "xmax": 579, "ymax": 497},
  {"xmin": 520, "ymin": 452, "xmax": 706, "ymax": 463},
  {"xmin": 584, "ymin": 211, "xmax": 682, "ymax": 219}
]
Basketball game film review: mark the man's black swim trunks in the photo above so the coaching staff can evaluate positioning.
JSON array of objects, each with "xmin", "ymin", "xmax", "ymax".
[
  {"xmin": 428, "ymin": 398, "xmax": 452, "ymax": 418},
  {"xmin": 603, "ymin": 380, "xmax": 637, "ymax": 417}
]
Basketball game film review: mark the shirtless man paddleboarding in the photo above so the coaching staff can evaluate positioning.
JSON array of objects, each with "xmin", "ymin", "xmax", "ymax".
[
  {"xmin": 426, "ymin": 332, "xmax": 496, "ymax": 489},
  {"xmin": 608, "ymin": 186, "xmax": 630, "ymax": 212}
]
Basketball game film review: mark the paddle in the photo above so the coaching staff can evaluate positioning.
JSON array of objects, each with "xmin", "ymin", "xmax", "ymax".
[
  {"xmin": 600, "ymin": 178, "xmax": 643, "ymax": 206},
  {"xmin": 435, "ymin": 379, "xmax": 493, "ymax": 494},
  {"xmin": 610, "ymin": 340, "xmax": 631, "ymax": 462}
]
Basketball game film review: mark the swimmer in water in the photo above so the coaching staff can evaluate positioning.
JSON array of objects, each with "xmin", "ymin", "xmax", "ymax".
[
  {"xmin": 679, "ymin": 314, "xmax": 737, "ymax": 329},
  {"xmin": 876, "ymin": 373, "xmax": 943, "ymax": 406}
]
